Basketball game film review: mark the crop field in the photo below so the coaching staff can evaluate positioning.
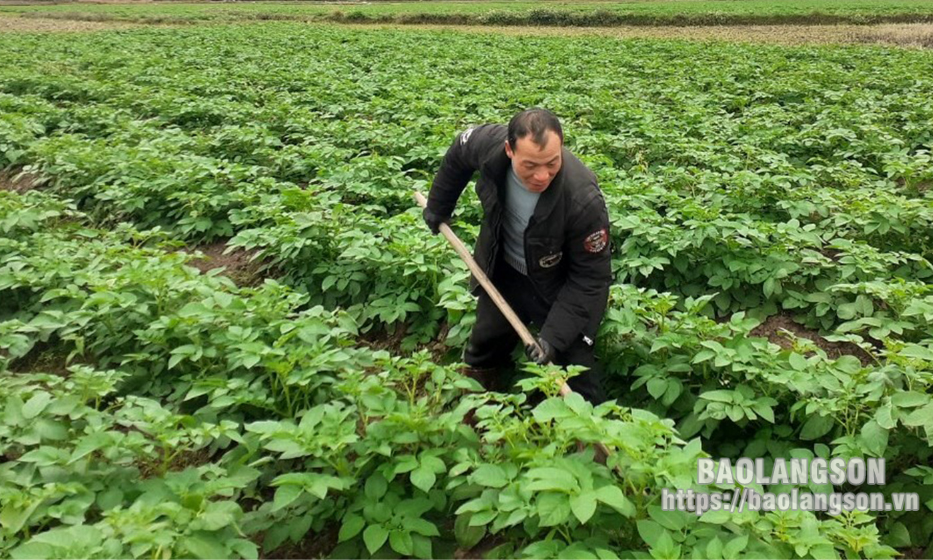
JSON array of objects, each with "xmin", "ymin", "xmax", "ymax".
[
  {"xmin": 2, "ymin": 16, "xmax": 933, "ymax": 560},
  {"xmin": 4, "ymin": 0, "xmax": 933, "ymax": 26}
]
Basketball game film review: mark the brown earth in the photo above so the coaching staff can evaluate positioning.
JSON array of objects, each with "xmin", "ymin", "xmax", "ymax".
[
  {"xmin": 0, "ymin": 167, "xmax": 42, "ymax": 193},
  {"xmin": 9, "ymin": 352, "xmax": 74, "ymax": 377},
  {"xmin": 0, "ymin": 0, "xmax": 151, "ymax": 4},
  {"xmin": 7, "ymin": 340, "xmax": 92, "ymax": 377},
  {"xmin": 359, "ymin": 321, "xmax": 411, "ymax": 355},
  {"xmin": 898, "ymin": 546, "xmax": 931, "ymax": 560},
  {"xmin": 359, "ymin": 321, "xmax": 452, "ymax": 364},
  {"xmin": 346, "ymin": 21, "xmax": 933, "ymax": 48},
  {"xmin": 426, "ymin": 321, "xmax": 452, "ymax": 363},
  {"xmin": 137, "ymin": 446, "xmax": 216, "ymax": 479},
  {"xmin": 454, "ymin": 533, "xmax": 507, "ymax": 560},
  {"xmin": 750, "ymin": 312, "xmax": 874, "ymax": 365},
  {"xmin": 262, "ymin": 524, "xmax": 339, "ymax": 560},
  {"xmin": 2, "ymin": 9, "xmax": 933, "ymax": 48},
  {"xmin": 0, "ymin": 11, "xmax": 137, "ymax": 31},
  {"xmin": 853, "ymin": 24, "xmax": 933, "ymax": 48},
  {"xmin": 184, "ymin": 239, "xmax": 266, "ymax": 287}
]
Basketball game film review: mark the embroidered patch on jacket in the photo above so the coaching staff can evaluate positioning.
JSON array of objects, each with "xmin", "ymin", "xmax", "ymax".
[
  {"xmin": 460, "ymin": 127, "xmax": 475, "ymax": 145},
  {"xmin": 539, "ymin": 252, "xmax": 563, "ymax": 269},
  {"xmin": 583, "ymin": 228, "xmax": 608, "ymax": 253}
]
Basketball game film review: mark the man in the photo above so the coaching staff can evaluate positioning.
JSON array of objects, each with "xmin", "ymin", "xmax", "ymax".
[{"xmin": 423, "ymin": 108, "xmax": 612, "ymax": 404}]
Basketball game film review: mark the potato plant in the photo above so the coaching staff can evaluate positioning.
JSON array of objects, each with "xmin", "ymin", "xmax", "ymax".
[{"xmin": 1, "ymin": 23, "xmax": 932, "ymax": 559}]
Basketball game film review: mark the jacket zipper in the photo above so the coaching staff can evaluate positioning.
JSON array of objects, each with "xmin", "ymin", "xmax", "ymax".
[{"xmin": 523, "ymin": 216, "xmax": 549, "ymax": 303}]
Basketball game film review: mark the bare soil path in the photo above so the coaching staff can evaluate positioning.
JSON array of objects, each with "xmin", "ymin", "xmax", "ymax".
[
  {"xmin": 346, "ymin": 21, "xmax": 933, "ymax": 48},
  {"xmin": 0, "ymin": 11, "xmax": 137, "ymax": 30},
  {"xmin": 3, "ymin": 9, "xmax": 930, "ymax": 49}
]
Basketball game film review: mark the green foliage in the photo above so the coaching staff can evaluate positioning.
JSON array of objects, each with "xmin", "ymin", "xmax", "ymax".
[{"xmin": 1, "ymin": 23, "xmax": 932, "ymax": 560}]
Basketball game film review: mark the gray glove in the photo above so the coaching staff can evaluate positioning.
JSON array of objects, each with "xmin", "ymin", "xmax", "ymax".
[{"xmin": 525, "ymin": 337, "xmax": 555, "ymax": 365}]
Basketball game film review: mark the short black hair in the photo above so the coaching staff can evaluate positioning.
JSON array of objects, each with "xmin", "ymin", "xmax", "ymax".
[{"xmin": 507, "ymin": 108, "xmax": 563, "ymax": 149}]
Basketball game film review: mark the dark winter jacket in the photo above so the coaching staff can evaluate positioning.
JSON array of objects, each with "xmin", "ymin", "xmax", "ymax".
[{"xmin": 426, "ymin": 124, "xmax": 612, "ymax": 352}]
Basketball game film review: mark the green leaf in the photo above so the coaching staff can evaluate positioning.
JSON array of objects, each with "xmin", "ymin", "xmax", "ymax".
[
  {"xmin": 536, "ymin": 493, "xmax": 571, "ymax": 527},
  {"xmin": 901, "ymin": 344, "xmax": 933, "ymax": 361},
  {"xmin": 471, "ymin": 464, "xmax": 509, "ymax": 488},
  {"xmin": 525, "ymin": 467, "xmax": 578, "ymax": 493},
  {"xmin": 308, "ymin": 475, "xmax": 344, "ymax": 500},
  {"xmin": 454, "ymin": 514, "xmax": 485, "ymax": 549},
  {"xmin": 837, "ymin": 302, "xmax": 858, "ymax": 320},
  {"xmin": 389, "ymin": 530, "xmax": 413, "ymax": 556},
  {"xmin": 903, "ymin": 403, "xmax": 933, "ymax": 428},
  {"xmin": 338, "ymin": 514, "xmax": 365, "ymax": 543},
  {"xmin": 652, "ymin": 530, "xmax": 677, "ymax": 558},
  {"xmin": 69, "ymin": 432, "xmax": 112, "ymax": 464},
  {"xmin": 647, "ymin": 378, "xmax": 668, "ymax": 399},
  {"xmin": 168, "ymin": 353, "xmax": 185, "ymax": 369},
  {"xmin": 595, "ymin": 485, "xmax": 635, "ymax": 517},
  {"xmin": 892, "ymin": 392, "xmax": 929, "ymax": 408},
  {"xmin": 363, "ymin": 525, "xmax": 389, "ymax": 555},
  {"xmin": 727, "ymin": 405, "xmax": 745, "ymax": 423},
  {"xmin": 404, "ymin": 518, "xmax": 440, "ymax": 538},
  {"xmin": 273, "ymin": 485, "xmax": 302, "ymax": 512},
  {"xmin": 523, "ymin": 541, "xmax": 562, "ymax": 559},
  {"xmin": 723, "ymin": 535, "xmax": 748, "ymax": 558},
  {"xmin": 468, "ymin": 510, "xmax": 497, "ymax": 527},
  {"xmin": 886, "ymin": 522, "xmax": 911, "ymax": 548},
  {"xmin": 394, "ymin": 455, "xmax": 419, "ymax": 474},
  {"xmin": 3, "ymin": 396, "xmax": 25, "ymax": 426},
  {"xmin": 97, "ymin": 487, "xmax": 123, "ymax": 511},
  {"xmin": 10, "ymin": 542, "xmax": 54, "ymax": 560},
  {"xmin": 533, "ymin": 398, "xmax": 572, "ymax": 422},
  {"xmin": 751, "ymin": 402, "xmax": 775, "ymax": 423},
  {"xmin": 420, "ymin": 455, "xmax": 445, "ymax": 473},
  {"xmin": 875, "ymin": 403, "xmax": 896, "ymax": 429},
  {"xmin": 365, "ymin": 473, "xmax": 388, "ymax": 500},
  {"xmin": 410, "ymin": 467, "xmax": 436, "ymax": 493},
  {"xmin": 706, "ymin": 537, "xmax": 723, "ymax": 559},
  {"xmin": 692, "ymin": 350, "xmax": 716, "ymax": 364},
  {"xmin": 648, "ymin": 506, "xmax": 686, "ymax": 531},
  {"xmin": 22, "ymin": 392, "xmax": 52, "ymax": 419},
  {"xmin": 800, "ymin": 414, "xmax": 834, "ymax": 440},
  {"xmin": 699, "ymin": 509, "xmax": 731, "ymax": 524},
  {"xmin": 570, "ymin": 492, "xmax": 598, "ymax": 524},
  {"xmin": 788, "ymin": 352, "xmax": 808, "ymax": 372},
  {"xmin": 700, "ymin": 390, "xmax": 733, "ymax": 403},
  {"xmin": 411, "ymin": 534, "xmax": 432, "ymax": 560},
  {"xmin": 859, "ymin": 419, "xmax": 889, "ymax": 456},
  {"xmin": 636, "ymin": 519, "xmax": 666, "ymax": 548},
  {"xmin": 199, "ymin": 501, "xmax": 240, "ymax": 531},
  {"xmin": 763, "ymin": 278, "xmax": 776, "ymax": 298},
  {"xmin": 182, "ymin": 533, "xmax": 228, "ymax": 559},
  {"xmin": 1, "ymin": 502, "xmax": 40, "ymax": 534},
  {"xmin": 810, "ymin": 544, "xmax": 837, "ymax": 560},
  {"xmin": 855, "ymin": 295, "xmax": 874, "ymax": 316},
  {"xmin": 231, "ymin": 539, "xmax": 259, "ymax": 560}
]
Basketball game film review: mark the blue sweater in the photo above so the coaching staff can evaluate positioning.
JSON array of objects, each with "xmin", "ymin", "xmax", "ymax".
[{"xmin": 501, "ymin": 166, "xmax": 540, "ymax": 275}]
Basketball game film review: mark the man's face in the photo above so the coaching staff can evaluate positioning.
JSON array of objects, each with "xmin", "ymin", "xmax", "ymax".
[{"xmin": 504, "ymin": 130, "xmax": 562, "ymax": 194}]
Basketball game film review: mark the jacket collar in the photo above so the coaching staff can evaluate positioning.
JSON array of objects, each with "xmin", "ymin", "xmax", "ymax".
[{"xmin": 482, "ymin": 146, "xmax": 568, "ymax": 224}]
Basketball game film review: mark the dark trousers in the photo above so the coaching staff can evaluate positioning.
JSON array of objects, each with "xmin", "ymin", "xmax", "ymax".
[{"xmin": 463, "ymin": 254, "xmax": 606, "ymax": 404}]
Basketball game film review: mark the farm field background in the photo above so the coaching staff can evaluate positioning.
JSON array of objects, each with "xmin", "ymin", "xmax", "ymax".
[
  {"xmin": 4, "ymin": 0, "xmax": 933, "ymax": 26},
  {"xmin": 2, "ymin": 7, "xmax": 933, "ymax": 560}
]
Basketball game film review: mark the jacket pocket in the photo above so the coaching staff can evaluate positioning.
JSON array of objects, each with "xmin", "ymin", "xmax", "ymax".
[
  {"xmin": 527, "ymin": 237, "xmax": 564, "ymax": 302},
  {"xmin": 528, "ymin": 237, "xmax": 563, "ymax": 271}
]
